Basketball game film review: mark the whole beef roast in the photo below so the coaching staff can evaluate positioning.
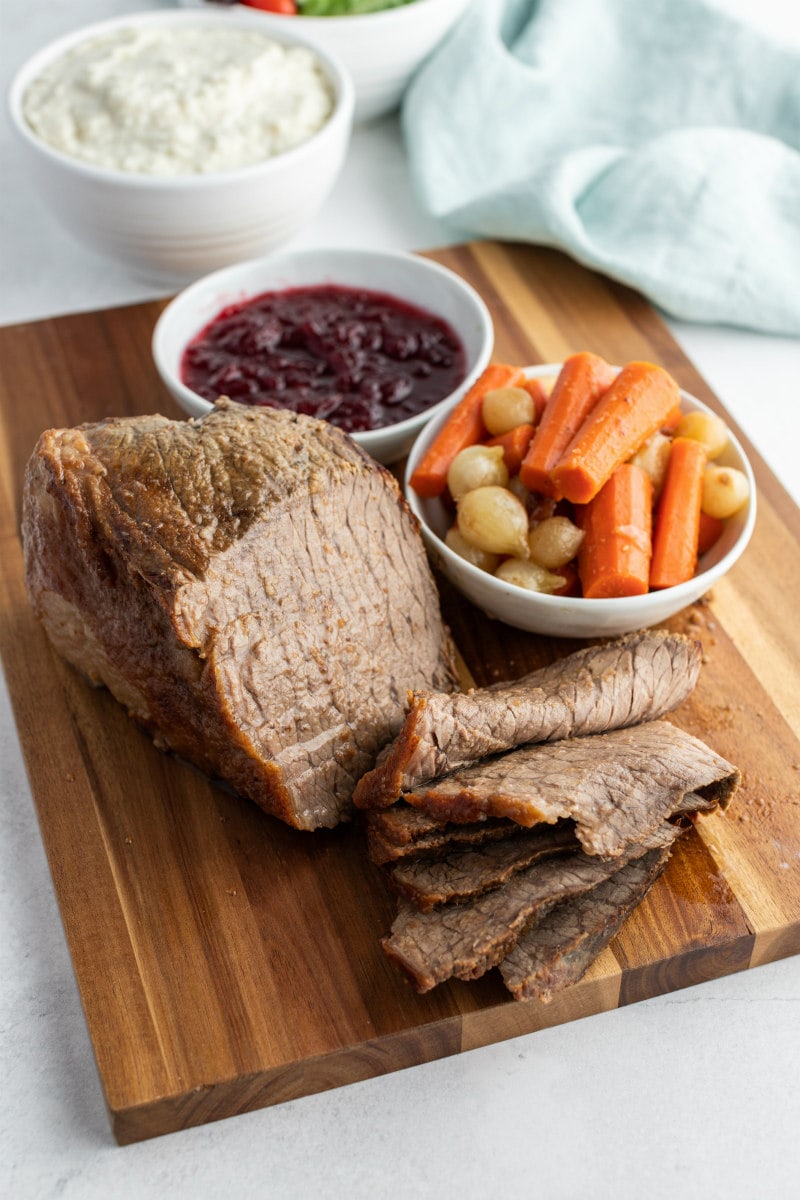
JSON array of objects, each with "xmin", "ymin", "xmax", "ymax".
[
  {"xmin": 22, "ymin": 401, "xmax": 457, "ymax": 829},
  {"xmin": 353, "ymin": 630, "xmax": 702, "ymax": 809}
]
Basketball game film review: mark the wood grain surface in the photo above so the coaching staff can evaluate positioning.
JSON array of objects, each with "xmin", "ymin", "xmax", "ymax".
[{"xmin": 1, "ymin": 243, "xmax": 799, "ymax": 1144}]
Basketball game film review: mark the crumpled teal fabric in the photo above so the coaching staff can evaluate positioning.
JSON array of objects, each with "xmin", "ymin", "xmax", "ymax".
[{"xmin": 402, "ymin": 0, "xmax": 800, "ymax": 335}]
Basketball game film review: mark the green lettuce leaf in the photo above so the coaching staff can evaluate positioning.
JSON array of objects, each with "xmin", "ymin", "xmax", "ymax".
[{"xmin": 297, "ymin": 0, "xmax": 415, "ymax": 15}]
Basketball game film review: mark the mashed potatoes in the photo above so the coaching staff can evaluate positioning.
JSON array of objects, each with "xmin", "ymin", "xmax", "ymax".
[{"xmin": 23, "ymin": 25, "xmax": 334, "ymax": 175}]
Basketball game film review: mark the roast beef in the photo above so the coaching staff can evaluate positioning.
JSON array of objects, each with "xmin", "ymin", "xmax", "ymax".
[
  {"xmin": 500, "ymin": 847, "xmax": 670, "ymax": 1002},
  {"xmin": 382, "ymin": 823, "xmax": 683, "ymax": 993},
  {"xmin": 403, "ymin": 720, "xmax": 739, "ymax": 857},
  {"xmin": 387, "ymin": 823, "xmax": 580, "ymax": 910},
  {"xmin": 383, "ymin": 783, "xmax": 710, "ymax": 910},
  {"xmin": 353, "ymin": 630, "xmax": 701, "ymax": 809},
  {"xmin": 22, "ymin": 401, "xmax": 457, "ymax": 829},
  {"xmin": 365, "ymin": 780, "xmax": 706, "ymax": 866},
  {"xmin": 364, "ymin": 804, "xmax": 519, "ymax": 865}
]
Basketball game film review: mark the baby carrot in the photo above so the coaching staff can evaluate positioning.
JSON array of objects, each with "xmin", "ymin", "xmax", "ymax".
[
  {"xmin": 551, "ymin": 361, "xmax": 681, "ymax": 504},
  {"xmin": 408, "ymin": 363, "xmax": 525, "ymax": 498},
  {"xmin": 661, "ymin": 404, "xmax": 684, "ymax": 433},
  {"xmin": 577, "ymin": 463, "xmax": 653, "ymax": 599},
  {"xmin": 650, "ymin": 437, "xmax": 708, "ymax": 589},
  {"xmin": 551, "ymin": 561, "xmax": 580, "ymax": 597},
  {"xmin": 519, "ymin": 352, "xmax": 616, "ymax": 496},
  {"xmin": 485, "ymin": 423, "xmax": 536, "ymax": 475},
  {"xmin": 522, "ymin": 377, "xmax": 551, "ymax": 422},
  {"xmin": 697, "ymin": 509, "xmax": 724, "ymax": 555}
]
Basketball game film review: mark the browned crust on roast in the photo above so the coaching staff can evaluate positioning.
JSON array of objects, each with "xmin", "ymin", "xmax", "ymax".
[
  {"xmin": 353, "ymin": 631, "xmax": 703, "ymax": 810},
  {"xmin": 356, "ymin": 697, "xmax": 430, "ymax": 810}
]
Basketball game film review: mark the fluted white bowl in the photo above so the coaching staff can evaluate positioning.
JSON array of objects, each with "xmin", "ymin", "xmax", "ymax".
[
  {"xmin": 7, "ymin": 10, "xmax": 354, "ymax": 284},
  {"xmin": 179, "ymin": 0, "xmax": 472, "ymax": 122},
  {"xmin": 405, "ymin": 364, "xmax": 757, "ymax": 638}
]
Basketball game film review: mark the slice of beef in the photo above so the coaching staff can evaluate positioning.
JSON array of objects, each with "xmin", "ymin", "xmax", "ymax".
[
  {"xmin": 364, "ymin": 804, "xmax": 519, "ymax": 865},
  {"xmin": 387, "ymin": 822, "xmax": 580, "ymax": 911},
  {"xmin": 22, "ymin": 401, "xmax": 457, "ymax": 830},
  {"xmin": 353, "ymin": 630, "xmax": 701, "ymax": 809},
  {"xmin": 382, "ymin": 823, "xmax": 684, "ymax": 993},
  {"xmin": 364, "ymin": 773, "xmax": 710, "ymax": 867},
  {"xmin": 500, "ymin": 846, "xmax": 671, "ymax": 1002},
  {"xmin": 383, "ymin": 788, "xmax": 709, "ymax": 906},
  {"xmin": 404, "ymin": 720, "xmax": 739, "ymax": 857}
]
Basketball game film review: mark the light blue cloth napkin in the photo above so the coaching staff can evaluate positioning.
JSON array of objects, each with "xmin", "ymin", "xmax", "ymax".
[{"xmin": 402, "ymin": 0, "xmax": 800, "ymax": 335}]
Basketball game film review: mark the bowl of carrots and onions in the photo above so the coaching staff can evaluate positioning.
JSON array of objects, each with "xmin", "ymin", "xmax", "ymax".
[{"xmin": 404, "ymin": 353, "xmax": 756, "ymax": 638}]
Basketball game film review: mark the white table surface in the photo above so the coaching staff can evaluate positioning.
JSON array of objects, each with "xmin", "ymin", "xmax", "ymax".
[{"xmin": 2, "ymin": 3, "xmax": 800, "ymax": 1197}]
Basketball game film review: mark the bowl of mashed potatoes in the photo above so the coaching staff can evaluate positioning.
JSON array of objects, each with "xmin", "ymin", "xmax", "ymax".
[{"xmin": 7, "ymin": 9, "xmax": 355, "ymax": 282}]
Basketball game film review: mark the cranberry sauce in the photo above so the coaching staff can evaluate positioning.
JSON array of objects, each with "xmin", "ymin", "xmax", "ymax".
[{"xmin": 181, "ymin": 284, "xmax": 467, "ymax": 434}]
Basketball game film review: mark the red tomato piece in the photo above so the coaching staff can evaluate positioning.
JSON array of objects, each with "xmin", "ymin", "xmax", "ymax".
[{"xmin": 241, "ymin": 0, "xmax": 298, "ymax": 13}]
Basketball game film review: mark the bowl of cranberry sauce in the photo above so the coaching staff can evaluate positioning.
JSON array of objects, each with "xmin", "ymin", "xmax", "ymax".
[
  {"xmin": 182, "ymin": 284, "xmax": 466, "ymax": 435},
  {"xmin": 152, "ymin": 248, "xmax": 494, "ymax": 464}
]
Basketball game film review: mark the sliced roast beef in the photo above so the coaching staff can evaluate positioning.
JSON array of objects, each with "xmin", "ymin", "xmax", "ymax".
[
  {"xmin": 354, "ymin": 630, "xmax": 701, "ymax": 810},
  {"xmin": 364, "ymin": 804, "xmax": 519, "ymax": 865},
  {"xmin": 22, "ymin": 401, "xmax": 457, "ymax": 829},
  {"xmin": 365, "ymin": 783, "xmax": 705, "ymax": 867},
  {"xmin": 383, "ymin": 787, "xmax": 709, "ymax": 908},
  {"xmin": 403, "ymin": 720, "xmax": 739, "ymax": 857},
  {"xmin": 387, "ymin": 823, "xmax": 580, "ymax": 911},
  {"xmin": 500, "ymin": 847, "xmax": 670, "ymax": 1002},
  {"xmin": 382, "ymin": 823, "xmax": 683, "ymax": 993}
]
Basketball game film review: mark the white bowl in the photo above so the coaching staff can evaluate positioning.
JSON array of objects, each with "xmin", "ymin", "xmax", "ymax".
[
  {"xmin": 405, "ymin": 363, "xmax": 757, "ymax": 638},
  {"xmin": 7, "ymin": 10, "xmax": 354, "ymax": 284},
  {"xmin": 152, "ymin": 247, "xmax": 494, "ymax": 464},
  {"xmin": 179, "ymin": 0, "xmax": 472, "ymax": 122}
]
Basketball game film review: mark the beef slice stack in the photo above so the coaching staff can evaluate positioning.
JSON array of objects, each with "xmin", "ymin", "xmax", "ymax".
[
  {"xmin": 22, "ymin": 401, "xmax": 457, "ymax": 830},
  {"xmin": 353, "ymin": 631, "xmax": 740, "ymax": 1001}
]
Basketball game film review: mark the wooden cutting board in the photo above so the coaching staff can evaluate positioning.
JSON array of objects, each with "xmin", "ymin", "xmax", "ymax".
[{"xmin": 1, "ymin": 243, "xmax": 799, "ymax": 1145}]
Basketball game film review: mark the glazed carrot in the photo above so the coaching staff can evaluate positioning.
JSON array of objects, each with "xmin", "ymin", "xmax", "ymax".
[
  {"xmin": 408, "ymin": 363, "xmax": 525, "ymax": 498},
  {"xmin": 485, "ymin": 423, "xmax": 536, "ymax": 475},
  {"xmin": 522, "ymin": 377, "xmax": 551, "ymax": 422},
  {"xmin": 551, "ymin": 561, "xmax": 580, "ymax": 597},
  {"xmin": 551, "ymin": 361, "xmax": 681, "ymax": 505},
  {"xmin": 697, "ymin": 509, "xmax": 724, "ymax": 556},
  {"xmin": 577, "ymin": 464, "xmax": 653, "ymax": 599},
  {"xmin": 520, "ymin": 350, "xmax": 618, "ymax": 496},
  {"xmin": 519, "ymin": 352, "xmax": 616, "ymax": 496},
  {"xmin": 661, "ymin": 404, "xmax": 684, "ymax": 433},
  {"xmin": 650, "ymin": 437, "xmax": 708, "ymax": 589}
]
